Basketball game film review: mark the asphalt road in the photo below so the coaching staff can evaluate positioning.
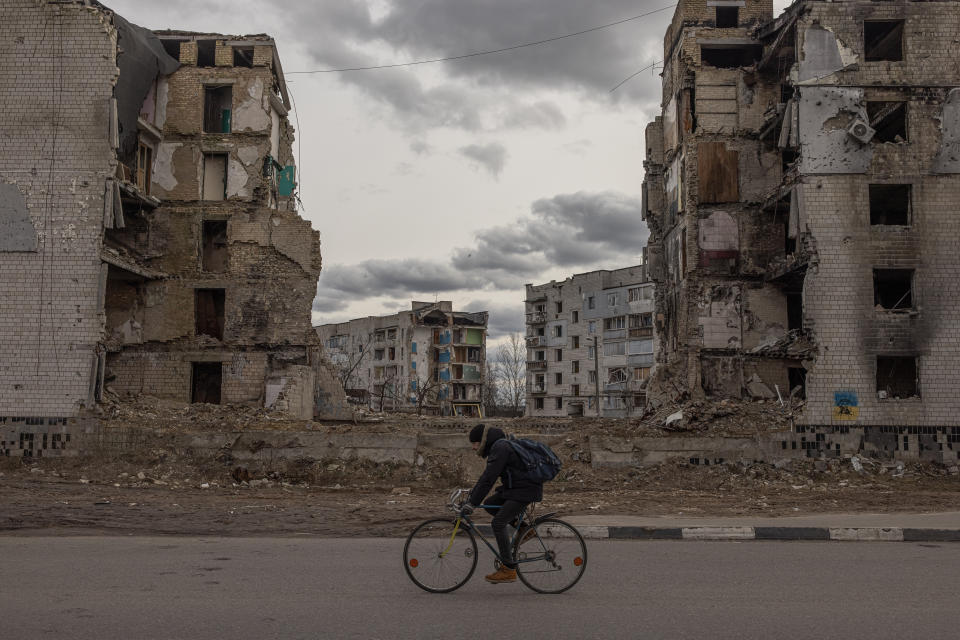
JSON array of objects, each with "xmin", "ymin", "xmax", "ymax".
[{"xmin": 2, "ymin": 537, "xmax": 959, "ymax": 639}]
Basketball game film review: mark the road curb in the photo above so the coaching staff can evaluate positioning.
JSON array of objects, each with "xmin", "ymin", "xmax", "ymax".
[
  {"xmin": 480, "ymin": 523, "xmax": 960, "ymax": 542},
  {"xmin": 602, "ymin": 526, "xmax": 960, "ymax": 542}
]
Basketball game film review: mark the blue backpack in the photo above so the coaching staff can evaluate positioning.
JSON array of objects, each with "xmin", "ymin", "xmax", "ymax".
[{"xmin": 505, "ymin": 436, "xmax": 562, "ymax": 484}]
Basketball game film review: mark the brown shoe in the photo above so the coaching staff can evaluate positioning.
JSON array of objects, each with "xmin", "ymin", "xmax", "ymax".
[
  {"xmin": 517, "ymin": 527, "xmax": 536, "ymax": 545},
  {"xmin": 484, "ymin": 567, "xmax": 517, "ymax": 584}
]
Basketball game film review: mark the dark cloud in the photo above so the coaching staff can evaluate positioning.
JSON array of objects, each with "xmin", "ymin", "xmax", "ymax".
[
  {"xmin": 459, "ymin": 142, "xmax": 508, "ymax": 178},
  {"xmin": 314, "ymin": 190, "xmax": 647, "ymax": 310},
  {"xmin": 369, "ymin": 0, "xmax": 668, "ymax": 101},
  {"xmin": 278, "ymin": 0, "xmax": 666, "ymax": 132},
  {"xmin": 108, "ymin": 0, "xmax": 667, "ymax": 134},
  {"xmin": 464, "ymin": 298, "xmax": 527, "ymax": 338}
]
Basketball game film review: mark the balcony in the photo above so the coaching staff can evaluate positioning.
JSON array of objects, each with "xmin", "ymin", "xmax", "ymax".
[
  {"xmin": 526, "ymin": 335, "xmax": 545, "ymax": 347},
  {"xmin": 527, "ymin": 383, "xmax": 546, "ymax": 394},
  {"xmin": 527, "ymin": 360, "xmax": 547, "ymax": 371},
  {"xmin": 629, "ymin": 326, "xmax": 654, "ymax": 338},
  {"xmin": 526, "ymin": 311, "xmax": 547, "ymax": 324}
]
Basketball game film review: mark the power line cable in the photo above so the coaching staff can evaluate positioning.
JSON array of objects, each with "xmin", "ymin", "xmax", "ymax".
[
  {"xmin": 609, "ymin": 59, "xmax": 662, "ymax": 93},
  {"xmin": 287, "ymin": 4, "xmax": 677, "ymax": 74}
]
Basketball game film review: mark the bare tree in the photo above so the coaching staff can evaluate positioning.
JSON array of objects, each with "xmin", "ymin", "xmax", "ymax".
[
  {"xmin": 483, "ymin": 361, "xmax": 499, "ymax": 417},
  {"xmin": 372, "ymin": 366, "xmax": 401, "ymax": 412},
  {"xmin": 496, "ymin": 332, "xmax": 526, "ymax": 416},
  {"xmin": 334, "ymin": 332, "xmax": 372, "ymax": 392},
  {"xmin": 411, "ymin": 372, "xmax": 444, "ymax": 416}
]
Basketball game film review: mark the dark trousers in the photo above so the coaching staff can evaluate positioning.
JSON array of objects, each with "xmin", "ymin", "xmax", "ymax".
[{"xmin": 483, "ymin": 494, "xmax": 527, "ymax": 570}]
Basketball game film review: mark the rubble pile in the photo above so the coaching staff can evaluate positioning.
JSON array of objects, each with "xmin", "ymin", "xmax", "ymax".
[{"xmin": 632, "ymin": 396, "xmax": 802, "ymax": 437}]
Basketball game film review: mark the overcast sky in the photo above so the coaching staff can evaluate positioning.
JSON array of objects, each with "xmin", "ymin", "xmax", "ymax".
[{"xmin": 108, "ymin": 0, "xmax": 791, "ymax": 343}]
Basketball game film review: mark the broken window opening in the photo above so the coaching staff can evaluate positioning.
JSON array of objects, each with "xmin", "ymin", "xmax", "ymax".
[
  {"xmin": 191, "ymin": 362, "xmax": 222, "ymax": 404},
  {"xmin": 700, "ymin": 45, "xmax": 762, "ymax": 69},
  {"xmin": 196, "ymin": 39, "xmax": 217, "ymax": 67},
  {"xmin": 788, "ymin": 367, "xmax": 807, "ymax": 400},
  {"xmin": 203, "ymin": 86, "xmax": 233, "ymax": 133},
  {"xmin": 555, "ymin": 372, "xmax": 563, "ymax": 385},
  {"xmin": 202, "ymin": 153, "xmax": 227, "ymax": 201},
  {"xmin": 534, "ymin": 397, "xmax": 544, "ymax": 410},
  {"xmin": 781, "ymin": 148, "xmax": 799, "ymax": 173},
  {"xmin": 867, "ymin": 101, "xmax": 907, "ymax": 143},
  {"xmin": 571, "ymin": 384, "xmax": 580, "ymax": 397},
  {"xmin": 160, "ymin": 38, "xmax": 186, "ymax": 60},
  {"xmin": 873, "ymin": 269, "xmax": 914, "ymax": 310},
  {"xmin": 716, "ymin": 6, "xmax": 738, "ymax": 28},
  {"xmin": 572, "ymin": 336, "xmax": 580, "ymax": 349},
  {"xmin": 869, "ymin": 184, "xmax": 911, "ymax": 226},
  {"xmin": 195, "ymin": 288, "xmax": 225, "ymax": 340},
  {"xmin": 201, "ymin": 220, "xmax": 228, "ymax": 272},
  {"xmin": 136, "ymin": 141, "xmax": 153, "ymax": 195},
  {"xmin": 555, "ymin": 397, "xmax": 563, "ymax": 410},
  {"xmin": 876, "ymin": 356, "xmax": 918, "ymax": 399},
  {"xmin": 864, "ymin": 20, "xmax": 903, "ymax": 62},
  {"xmin": 787, "ymin": 293, "xmax": 803, "ymax": 331},
  {"xmin": 233, "ymin": 46, "xmax": 254, "ymax": 68}
]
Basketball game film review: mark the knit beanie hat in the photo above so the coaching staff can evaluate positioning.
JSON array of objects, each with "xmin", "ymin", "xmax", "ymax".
[{"xmin": 468, "ymin": 424, "xmax": 486, "ymax": 443}]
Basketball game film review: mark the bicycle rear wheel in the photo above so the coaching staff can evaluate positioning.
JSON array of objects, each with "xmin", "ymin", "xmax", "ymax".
[
  {"xmin": 403, "ymin": 518, "xmax": 478, "ymax": 593},
  {"xmin": 514, "ymin": 518, "xmax": 587, "ymax": 594}
]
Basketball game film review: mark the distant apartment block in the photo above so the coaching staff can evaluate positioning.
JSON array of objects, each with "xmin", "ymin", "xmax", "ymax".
[
  {"xmin": 524, "ymin": 266, "xmax": 654, "ymax": 418},
  {"xmin": 317, "ymin": 302, "xmax": 489, "ymax": 416}
]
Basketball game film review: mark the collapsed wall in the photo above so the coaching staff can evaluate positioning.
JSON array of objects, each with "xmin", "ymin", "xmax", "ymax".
[
  {"xmin": 643, "ymin": 0, "xmax": 960, "ymax": 456},
  {"xmin": 0, "ymin": 3, "xmax": 349, "ymax": 431}
]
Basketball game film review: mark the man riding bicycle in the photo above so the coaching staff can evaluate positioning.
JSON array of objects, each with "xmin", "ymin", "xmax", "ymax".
[{"xmin": 460, "ymin": 424, "xmax": 543, "ymax": 584}]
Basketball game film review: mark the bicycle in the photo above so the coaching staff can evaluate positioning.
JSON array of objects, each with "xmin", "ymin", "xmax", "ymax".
[{"xmin": 403, "ymin": 488, "xmax": 588, "ymax": 594}]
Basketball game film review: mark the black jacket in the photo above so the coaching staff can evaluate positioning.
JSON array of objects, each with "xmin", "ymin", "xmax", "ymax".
[{"xmin": 468, "ymin": 437, "xmax": 543, "ymax": 506}]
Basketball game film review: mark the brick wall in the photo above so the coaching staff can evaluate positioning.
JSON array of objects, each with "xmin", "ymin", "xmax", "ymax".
[{"xmin": 0, "ymin": 1, "xmax": 116, "ymax": 418}]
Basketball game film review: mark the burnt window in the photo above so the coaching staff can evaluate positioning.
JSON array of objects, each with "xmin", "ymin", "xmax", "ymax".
[
  {"xmin": 191, "ymin": 362, "xmax": 222, "ymax": 404},
  {"xmin": 161, "ymin": 38, "xmax": 186, "ymax": 60},
  {"xmin": 197, "ymin": 39, "xmax": 216, "ymax": 67},
  {"xmin": 202, "ymin": 221, "xmax": 228, "ymax": 272},
  {"xmin": 788, "ymin": 367, "xmax": 807, "ymax": 400},
  {"xmin": 716, "ymin": 6, "xmax": 738, "ymax": 27},
  {"xmin": 867, "ymin": 101, "xmax": 907, "ymax": 142},
  {"xmin": 873, "ymin": 269, "xmax": 913, "ymax": 309},
  {"xmin": 869, "ymin": 184, "xmax": 910, "ymax": 225},
  {"xmin": 876, "ymin": 356, "xmax": 918, "ymax": 399},
  {"xmin": 233, "ymin": 46, "xmax": 254, "ymax": 68},
  {"xmin": 202, "ymin": 153, "xmax": 227, "ymax": 201},
  {"xmin": 700, "ymin": 45, "xmax": 762, "ymax": 68},
  {"xmin": 195, "ymin": 288, "xmax": 225, "ymax": 339},
  {"xmin": 555, "ymin": 397, "xmax": 563, "ymax": 410},
  {"xmin": 203, "ymin": 85, "xmax": 232, "ymax": 133},
  {"xmin": 787, "ymin": 293, "xmax": 803, "ymax": 331},
  {"xmin": 864, "ymin": 21, "xmax": 903, "ymax": 62}
]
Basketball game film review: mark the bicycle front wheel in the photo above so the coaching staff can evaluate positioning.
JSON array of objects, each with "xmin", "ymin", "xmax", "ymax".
[
  {"xmin": 403, "ymin": 518, "xmax": 478, "ymax": 593},
  {"xmin": 514, "ymin": 518, "xmax": 587, "ymax": 594}
]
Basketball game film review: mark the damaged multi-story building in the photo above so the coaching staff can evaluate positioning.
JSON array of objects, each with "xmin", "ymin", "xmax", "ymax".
[
  {"xmin": 317, "ymin": 302, "xmax": 489, "ymax": 416},
  {"xmin": 524, "ymin": 266, "xmax": 654, "ymax": 418},
  {"xmin": 643, "ymin": 0, "xmax": 960, "ymax": 445},
  {"xmin": 0, "ymin": 0, "xmax": 348, "ymax": 446}
]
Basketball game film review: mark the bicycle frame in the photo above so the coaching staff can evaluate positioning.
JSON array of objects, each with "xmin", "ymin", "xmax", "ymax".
[{"xmin": 443, "ymin": 489, "xmax": 543, "ymax": 567}]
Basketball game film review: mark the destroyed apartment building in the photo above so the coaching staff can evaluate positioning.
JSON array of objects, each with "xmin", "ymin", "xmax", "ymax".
[
  {"xmin": 0, "ymin": 0, "xmax": 349, "ymax": 445},
  {"xmin": 643, "ymin": 0, "xmax": 960, "ymax": 440},
  {"xmin": 525, "ymin": 266, "xmax": 655, "ymax": 418},
  {"xmin": 317, "ymin": 302, "xmax": 489, "ymax": 416}
]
